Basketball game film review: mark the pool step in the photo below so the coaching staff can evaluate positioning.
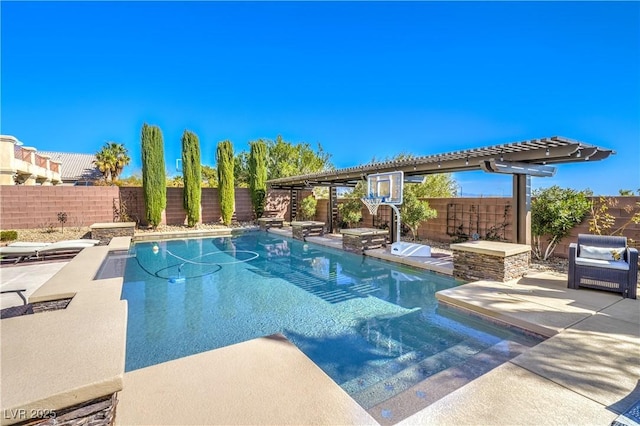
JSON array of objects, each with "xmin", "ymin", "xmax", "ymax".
[
  {"xmin": 366, "ymin": 340, "xmax": 531, "ymax": 425},
  {"xmin": 357, "ymin": 310, "xmax": 501, "ymax": 358},
  {"xmin": 252, "ymin": 258, "xmax": 382, "ymax": 304},
  {"xmin": 345, "ymin": 336, "xmax": 492, "ymax": 408}
]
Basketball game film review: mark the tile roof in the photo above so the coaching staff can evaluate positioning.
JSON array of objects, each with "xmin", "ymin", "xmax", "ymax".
[{"xmin": 38, "ymin": 151, "xmax": 103, "ymax": 182}]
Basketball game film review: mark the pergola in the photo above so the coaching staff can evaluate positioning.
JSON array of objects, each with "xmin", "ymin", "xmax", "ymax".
[{"xmin": 267, "ymin": 136, "xmax": 614, "ymax": 244}]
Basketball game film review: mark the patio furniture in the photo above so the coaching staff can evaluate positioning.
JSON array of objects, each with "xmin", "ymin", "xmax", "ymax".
[
  {"xmin": 1, "ymin": 289, "xmax": 33, "ymax": 319},
  {"xmin": 568, "ymin": 234, "xmax": 638, "ymax": 299},
  {"xmin": 0, "ymin": 245, "xmax": 47, "ymax": 263},
  {"xmin": 0, "ymin": 240, "xmax": 99, "ymax": 263}
]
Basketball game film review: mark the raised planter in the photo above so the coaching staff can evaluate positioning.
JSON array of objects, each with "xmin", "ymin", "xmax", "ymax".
[
  {"xmin": 340, "ymin": 228, "xmax": 389, "ymax": 253},
  {"xmin": 258, "ymin": 217, "xmax": 284, "ymax": 230},
  {"xmin": 90, "ymin": 222, "xmax": 136, "ymax": 245},
  {"xmin": 291, "ymin": 221, "xmax": 325, "ymax": 240},
  {"xmin": 451, "ymin": 240, "xmax": 531, "ymax": 282}
]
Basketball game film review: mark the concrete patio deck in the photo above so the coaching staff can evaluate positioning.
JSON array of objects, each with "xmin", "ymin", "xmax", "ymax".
[{"xmin": 2, "ymin": 230, "xmax": 638, "ymax": 425}]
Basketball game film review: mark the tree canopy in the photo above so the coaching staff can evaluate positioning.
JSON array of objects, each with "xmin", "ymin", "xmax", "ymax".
[
  {"xmin": 201, "ymin": 165, "xmax": 218, "ymax": 188},
  {"xmin": 264, "ymin": 135, "xmax": 333, "ymax": 180},
  {"xmin": 94, "ymin": 142, "xmax": 131, "ymax": 183}
]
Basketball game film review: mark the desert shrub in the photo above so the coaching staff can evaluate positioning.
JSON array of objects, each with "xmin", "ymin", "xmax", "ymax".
[
  {"xmin": 297, "ymin": 195, "xmax": 317, "ymax": 221},
  {"xmin": 531, "ymin": 186, "xmax": 591, "ymax": 260},
  {"xmin": 0, "ymin": 230, "xmax": 18, "ymax": 241}
]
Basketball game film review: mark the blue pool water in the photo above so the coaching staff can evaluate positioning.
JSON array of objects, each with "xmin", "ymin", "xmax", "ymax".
[{"xmin": 121, "ymin": 231, "xmax": 543, "ymax": 414}]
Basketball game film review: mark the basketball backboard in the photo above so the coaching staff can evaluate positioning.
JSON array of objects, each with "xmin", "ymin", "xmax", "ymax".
[{"xmin": 366, "ymin": 171, "xmax": 404, "ymax": 205}]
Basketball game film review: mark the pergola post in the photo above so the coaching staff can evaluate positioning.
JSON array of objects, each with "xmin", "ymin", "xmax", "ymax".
[
  {"xmin": 328, "ymin": 186, "xmax": 337, "ymax": 233},
  {"xmin": 289, "ymin": 189, "xmax": 297, "ymax": 222},
  {"xmin": 512, "ymin": 174, "xmax": 531, "ymax": 245}
]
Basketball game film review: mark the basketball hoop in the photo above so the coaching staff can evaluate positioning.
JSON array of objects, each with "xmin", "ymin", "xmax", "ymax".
[{"xmin": 361, "ymin": 197, "xmax": 384, "ymax": 216}]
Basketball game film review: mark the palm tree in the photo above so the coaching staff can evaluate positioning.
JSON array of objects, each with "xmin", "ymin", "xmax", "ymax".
[{"xmin": 94, "ymin": 142, "xmax": 130, "ymax": 182}]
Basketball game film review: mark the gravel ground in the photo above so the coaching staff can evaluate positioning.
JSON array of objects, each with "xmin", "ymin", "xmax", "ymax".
[{"xmin": 3, "ymin": 224, "xmax": 570, "ymax": 275}]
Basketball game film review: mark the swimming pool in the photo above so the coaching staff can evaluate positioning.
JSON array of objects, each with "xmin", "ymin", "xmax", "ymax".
[{"xmin": 121, "ymin": 231, "xmax": 542, "ymax": 417}]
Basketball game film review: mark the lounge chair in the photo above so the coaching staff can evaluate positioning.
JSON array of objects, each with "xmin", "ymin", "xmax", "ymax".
[
  {"xmin": 0, "ymin": 245, "xmax": 47, "ymax": 263},
  {"xmin": 8, "ymin": 239, "xmax": 99, "ymax": 247},
  {"xmin": 0, "ymin": 240, "xmax": 99, "ymax": 263},
  {"xmin": 568, "ymin": 234, "xmax": 638, "ymax": 299},
  {"xmin": 1, "ymin": 289, "xmax": 33, "ymax": 319}
]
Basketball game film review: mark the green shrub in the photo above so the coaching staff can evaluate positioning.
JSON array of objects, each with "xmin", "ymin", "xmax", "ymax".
[
  {"xmin": 182, "ymin": 130, "xmax": 202, "ymax": 227},
  {"xmin": 297, "ymin": 195, "xmax": 317, "ymax": 221},
  {"xmin": 531, "ymin": 185, "xmax": 591, "ymax": 260},
  {"xmin": 400, "ymin": 186, "xmax": 437, "ymax": 241},
  {"xmin": 0, "ymin": 230, "xmax": 18, "ymax": 241},
  {"xmin": 338, "ymin": 199, "xmax": 363, "ymax": 228},
  {"xmin": 249, "ymin": 140, "xmax": 268, "ymax": 218},
  {"xmin": 141, "ymin": 123, "xmax": 167, "ymax": 228},
  {"xmin": 217, "ymin": 140, "xmax": 235, "ymax": 226}
]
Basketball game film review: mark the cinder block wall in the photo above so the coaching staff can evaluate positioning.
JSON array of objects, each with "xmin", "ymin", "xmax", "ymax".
[
  {"xmin": 0, "ymin": 185, "xmax": 120, "ymax": 229},
  {"xmin": 2, "ymin": 185, "xmax": 637, "ymax": 261},
  {"xmin": 118, "ymin": 187, "xmax": 293, "ymax": 226},
  {"xmin": 316, "ymin": 196, "xmax": 640, "ymax": 259}
]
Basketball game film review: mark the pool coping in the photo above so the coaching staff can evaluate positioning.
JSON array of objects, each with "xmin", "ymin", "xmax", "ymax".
[{"xmin": 1, "ymin": 237, "xmax": 130, "ymax": 426}]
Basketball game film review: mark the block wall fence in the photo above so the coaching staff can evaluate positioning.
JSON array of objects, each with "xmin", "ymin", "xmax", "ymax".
[
  {"xmin": 1, "ymin": 185, "xmax": 637, "ymax": 259},
  {"xmin": 0, "ymin": 185, "xmax": 120, "ymax": 229}
]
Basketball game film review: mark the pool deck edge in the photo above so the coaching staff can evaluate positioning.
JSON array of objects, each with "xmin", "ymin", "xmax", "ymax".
[{"xmin": 117, "ymin": 334, "xmax": 379, "ymax": 426}]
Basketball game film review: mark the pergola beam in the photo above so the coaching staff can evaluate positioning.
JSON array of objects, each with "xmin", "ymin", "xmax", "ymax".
[{"xmin": 267, "ymin": 136, "xmax": 614, "ymax": 245}]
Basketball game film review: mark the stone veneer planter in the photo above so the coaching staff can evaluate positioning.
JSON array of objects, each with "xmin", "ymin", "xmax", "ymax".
[
  {"xmin": 20, "ymin": 394, "xmax": 117, "ymax": 426},
  {"xmin": 340, "ymin": 228, "xmax": 389, "ymax": 253},
  {"xmin": 291, "ymin": 221, "xmax": 325, "ymax": 240},
  {"xmin": 257, "ymin": 217, "xmax": 284, "ymax": 230},
  {"xmin": 451, "ymin": 241, "xmax": 531, "ymax": 282},
  {"xmin": 90, "ymin": 222, "xmax": 136, "ymax": 245}
]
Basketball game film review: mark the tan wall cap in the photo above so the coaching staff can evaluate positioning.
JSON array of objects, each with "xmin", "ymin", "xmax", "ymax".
[
  {"xmin": 30, "ymin": 246, "xmax": 110, "ymax": 303},
  {"xmin": 341, "ymin": 227, "xmax": 389, "ymax": 236},
  {"xmin": 450, "ymin": 241, "xmax": 531, "ymax": 257},
  {"xmin": 1, "ymin": 300, "xmax": 127, "ymax": 423},
  {"xmin": 90, "ymin": 222, "xmax": 136, "ymax": 229}
]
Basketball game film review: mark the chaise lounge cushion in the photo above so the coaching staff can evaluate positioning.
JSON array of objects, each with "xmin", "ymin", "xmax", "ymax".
[
  {"xmin": 579, "ymin": 245, "xmax": 626, "ymax": 261},
  {"xmin": 574, "ymin": 256, "xmax": 630, "ymax": 271}
]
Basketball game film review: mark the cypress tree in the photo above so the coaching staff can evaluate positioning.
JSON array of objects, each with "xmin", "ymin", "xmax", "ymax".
[
  {"xmin": 141, "ymin": 123, "xmax": 166, "ymax": 227},
  {"xmin": 182, "ymin": 130, "xmax": 202, "ymax": 227},
  {"xmin": 216, "ymin": 140, "xmax": 235, "ymax": 226},
  {"xmin": 248, "ymin": 140, "xmax": 267, "ymax": 218}
]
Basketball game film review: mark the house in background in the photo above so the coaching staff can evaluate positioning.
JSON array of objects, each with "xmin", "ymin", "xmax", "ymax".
[
  {"xmin": 0, "ymin": 135, "xmax": 63, "ymax": 185},
  {"xmin": 38, "ymin": 152, "xmax": 102, "ymax": 186}
]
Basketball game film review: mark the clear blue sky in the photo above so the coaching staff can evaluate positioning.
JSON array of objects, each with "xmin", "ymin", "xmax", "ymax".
[{"xmin": 2, "ymin": 1, "xmax": 638, "ymax": 196}]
